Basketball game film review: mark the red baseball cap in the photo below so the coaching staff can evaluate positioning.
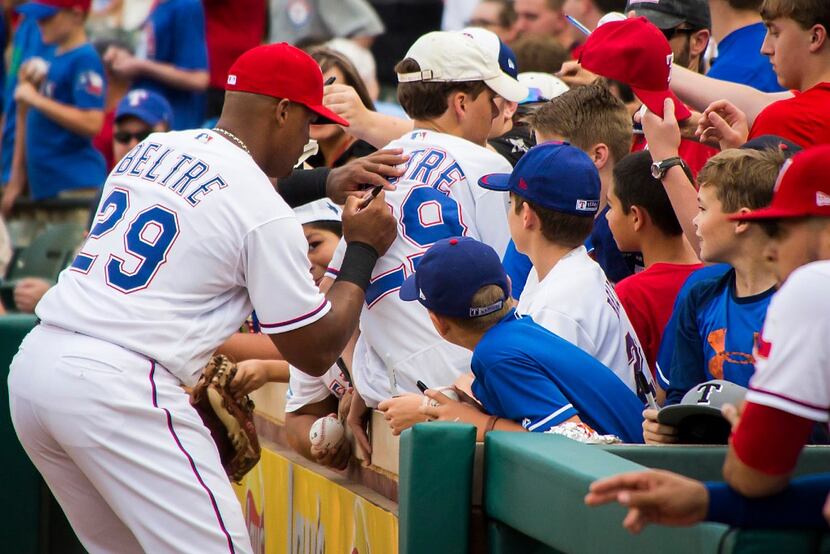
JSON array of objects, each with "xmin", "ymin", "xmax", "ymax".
[
  {"xmin": 579, "ymin": 17, "xmax": 691, "ymax": 121},
  {"xmin": 731, "ymin": 145, "xmax": 830, "ymax": 222},
  {"xmin": 225, "ymin": 43, "xmax": 349, "ymax": 127},
  {"xmin": 17, "ymin": 0, "xmax": 90, "ymax": 19}
]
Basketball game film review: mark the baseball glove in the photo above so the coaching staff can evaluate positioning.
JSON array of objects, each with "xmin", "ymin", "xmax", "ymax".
[{"xmin": 190, "ymin": 355, "xmax": 261, "ymax": 482}]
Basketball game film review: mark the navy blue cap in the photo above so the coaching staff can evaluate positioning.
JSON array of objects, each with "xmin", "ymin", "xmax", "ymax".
[
  {"xmin": 741, "ymin": 134, "xmax": 803, "ymax": 158},
  {"xmin": 479, "ymin": 142, "xmax": 601, "ymax": 216},
  {"xmin": 399, "ymin": 237, "xmax": 510, "ymax": 319},
  {"xmin": 115, "ymin": 89, "xmax": 173, "ymax": 127},
  {"xmin": 498, "ymin": 40, "xmax": 518, "ymax": 79},
  {"xmin": 16, "ymin": 2, "xmax": 60, "ymax": 19}
]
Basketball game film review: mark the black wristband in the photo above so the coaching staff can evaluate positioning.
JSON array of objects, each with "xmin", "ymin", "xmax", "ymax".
[
  {"xmin": 335, "ymin": 242, "xmax": 379, "ymax": 291},
  {"xmin": 276, "ymin": 167, "xmax": 329, "ymax": 208}
]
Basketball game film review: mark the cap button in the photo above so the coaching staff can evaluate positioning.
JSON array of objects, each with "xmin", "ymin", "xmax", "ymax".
[{"xmin": 449, "ymin": 238, "xmax": 458, "ymax": 245}]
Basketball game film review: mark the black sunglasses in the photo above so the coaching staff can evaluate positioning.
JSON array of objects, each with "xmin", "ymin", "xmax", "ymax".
[{"xmin": 114, "ymin": 130, "xmax": 152, "ymax": 144}]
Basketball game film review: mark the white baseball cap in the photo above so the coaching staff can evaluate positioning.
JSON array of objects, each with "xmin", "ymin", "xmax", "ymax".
[
  {"xmin": 518, "ymin": 72, "xmax": 570, "ymax": 104},
  {"xmin": 294, "ymin": 199, "xmax": 342, "ymax": 225},
  {"xmin": 397, "ymin": 31, "xmax": 528, "ymax": 103}
]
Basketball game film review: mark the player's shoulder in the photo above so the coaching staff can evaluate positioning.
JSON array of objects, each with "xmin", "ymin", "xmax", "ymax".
[{"xmin": 774, "ymin": 261, "xmax": 830, "ymax": 312}]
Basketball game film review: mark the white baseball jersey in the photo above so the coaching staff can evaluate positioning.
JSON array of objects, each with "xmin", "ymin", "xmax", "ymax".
[
  {"xmin": 36, "ymin": 129, "xmax": 329, "ymax": 386},
  {"xmin": 517, "ymin": 246, "xmax": 652, "ymax": 393},
  {"xmin": 745, "ymin": 261, "xmax": 830, "ymax": 421},
  {"xmin": 325, "ymin": 129, "xmax": 512, "ymax": 405},
  {"xmin": 285, "ymin": 363, "xmax": 350, "ymax": 413}
]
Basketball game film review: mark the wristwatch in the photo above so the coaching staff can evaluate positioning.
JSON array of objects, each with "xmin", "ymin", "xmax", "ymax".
[{"xmin": 651, "ymin": 157, "xmax": 689, "ymax": 180}]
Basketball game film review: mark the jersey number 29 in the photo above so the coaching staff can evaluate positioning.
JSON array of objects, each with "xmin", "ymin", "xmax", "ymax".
[{"xmin": 70, "ymin": 188, "xmax": 179, "ymax": 293}]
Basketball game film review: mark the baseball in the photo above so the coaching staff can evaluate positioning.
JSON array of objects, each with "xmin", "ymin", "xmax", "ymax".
[
  {"xmin": 24, "ymin": 57, "xmax": 49, "ymax": 82},
  {"xmin": 309, "ymin": 415, "xmax": 345, "ymax": 451},
  {"xmin": 429, "ymin": 387, "xmax": 459, "ymax": 408}
]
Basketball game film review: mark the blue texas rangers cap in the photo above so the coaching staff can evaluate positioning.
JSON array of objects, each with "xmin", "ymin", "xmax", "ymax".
[
  {"xmin": 17, "ymin": 0, "xmax": 90, "ymax": 20},
  {"xmin": 399, "ymin": 237, "xmax": 510, "ymax": 319},
  {"xmin": 115, "ymin": 89, "xmax": 173, "ymax": 127},
  {"xmin": 479, "ymin": 142, "xmax": 601, "ymax": 216}
]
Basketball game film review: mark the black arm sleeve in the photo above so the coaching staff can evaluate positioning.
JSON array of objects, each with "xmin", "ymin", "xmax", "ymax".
[{"xmin": 276, "ymin": 167, "xmax": 330, "ymax": 208}]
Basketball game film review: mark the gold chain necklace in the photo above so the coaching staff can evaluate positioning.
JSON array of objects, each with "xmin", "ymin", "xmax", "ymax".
[{"xmin": 213, "ymin": 127, "xmax": 251, "ymax": 156}]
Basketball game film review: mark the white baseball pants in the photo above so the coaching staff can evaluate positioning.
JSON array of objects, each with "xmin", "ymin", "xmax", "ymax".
[{"xmin": 8, "ymin": 324, "xmax": 253, "ymax": 554}]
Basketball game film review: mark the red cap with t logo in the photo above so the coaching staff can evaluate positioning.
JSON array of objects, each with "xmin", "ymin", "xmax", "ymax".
[
  {"xmin": 731, "ymin": 145, "xmax": 830, "ymax": 221},
  {"xmin": 579, "ymin": 16, "xmax": 691, "ymax": 120},
  {"xmin": 226, "ymin": 43, "xmax": 349, "ymax": 127}
]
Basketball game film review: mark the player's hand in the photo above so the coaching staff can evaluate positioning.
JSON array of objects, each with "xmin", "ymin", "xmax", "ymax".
[
  {"xmin": 557, "ymin": 60, "xmax": 598, "ymax": 87},
  {"xmin": 585, "ymin": 469, "xmax": 709, "ymax": 533},
  {"xmin": 420, "ymin": 388, "xmax": 485, "ymax": 423},
  {"xmin": 642, "ymin": 408, "xmax": 679, "ymax": 444},
  {"xmin": 346, "ymin": 390, "xmax": 372, "ymax": 462},
  {"xmin": 341, "ymin": 190, "xmax": 397, "ymax": 256},
  {"xmin": 13, "ymin": 278, "xmax": 52, "ymax": 313},
  {"xmin": 325, "ymin": 149, "xmax": 407, "ymax": 204},
  {"xmin": 638, "ymin": 99, "xmax": 682, "ymax": 161},
  {"xmin": 323, "ymin": 84, "xmax": 373, "ymax": 131},
  {"xmin": 229, "ymin": 360, "xmax": 269, "ymax": 399},
  {"xmin": 14, "ymin": 81, "xmax": 40, "ymax": 107},
  {"xmin": 378, "ymin": 394, "xmax": 430, "ymax": 435},
  {"xmin": 696, "ymin": 100, "xmax": 749, "ymax": 149},
  {"xmin": 310, "ymin": 435, "xmax": 352, "ymax": 470}
]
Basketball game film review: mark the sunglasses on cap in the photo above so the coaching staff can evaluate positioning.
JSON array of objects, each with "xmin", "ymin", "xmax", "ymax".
[{"xmin": 114, "ymin": 129, "xmax": 152, "ymax": 144}]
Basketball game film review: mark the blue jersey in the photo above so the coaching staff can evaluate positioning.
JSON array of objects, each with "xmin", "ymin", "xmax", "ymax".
[
  {"xmin": 707, "ymin": 23, "xmax": 785, "ymax": 93},
  {"xmin": 25, "ymin": 43, "xmax": 106, "ymax": 200},
  {"xmin": 471, "ymin": 309, "xmax": 644, "ymax": 443},
  {"xmin": 655, "ymin": 264, "xmax": 730, "ymax": 389},
  {"xmin": 2, "ymin": 17, "xmax": 55, "ymax": 184},
  {"xmin": 133, "ymin": 0, "xmax": 208, "ymax": 130},
  {"xmin": 665, "ymin": 268, "xmax": 775, "ymax": 406},
  {"xmin": 502, "ymin": 208, "xmax": 638, "ymax": 298}
]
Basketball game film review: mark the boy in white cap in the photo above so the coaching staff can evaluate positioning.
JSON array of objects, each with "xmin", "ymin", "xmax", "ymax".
[{"xmin": 323, "ymin": 30, "xmax": 527, "ymax": 449}]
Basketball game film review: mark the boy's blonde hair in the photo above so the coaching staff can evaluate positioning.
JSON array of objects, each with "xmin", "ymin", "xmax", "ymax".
[{"xmin": 697, "ymin": 148, "xmax": 787, "ymax": 213}]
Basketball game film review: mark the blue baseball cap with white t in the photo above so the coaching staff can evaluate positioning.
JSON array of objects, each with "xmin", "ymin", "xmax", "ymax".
[
  {"xmin": 115, "ymin": 89, "xmax": 173, "ymax": 127},
  {"xmin": 479, "ymin": 142, "xmax": 601, "ymax": 216},
  {"xmin": 399, "ymin": 237, "xmax": 510, "ymax": 319}
]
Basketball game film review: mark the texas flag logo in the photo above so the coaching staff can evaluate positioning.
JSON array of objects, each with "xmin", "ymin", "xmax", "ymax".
[{"xmin": 80, "ymin": 71, "xmax": 104, "ymax": 96}]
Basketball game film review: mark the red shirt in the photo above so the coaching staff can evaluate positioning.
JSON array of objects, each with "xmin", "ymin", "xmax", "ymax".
[
  {"xmin": 749, "ymin": 82, "xmax": 830, "ymax": 147},
  {"xmin": 615, "ymin": 262, "xmax": 703, "ymax": 373},
  {"xmin": 204, "ymin": 0, "xmax": 266, "ymax": 89},
  {"xmin": 92, "ymin": 108, "xmax": 116, "ymax": 172},
  {"xmin": 632, "ymin": 135, "xmax": 719, "ymax": 177}
]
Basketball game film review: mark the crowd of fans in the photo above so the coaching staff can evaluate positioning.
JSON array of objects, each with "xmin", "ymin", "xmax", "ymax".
[{"xmin": 3, "ymin": 0, "xmax": 830, "ymax": 534}]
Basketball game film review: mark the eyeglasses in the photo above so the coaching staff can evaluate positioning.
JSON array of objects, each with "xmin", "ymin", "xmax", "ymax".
[
  {"xmin": 114, "ymin": 129, "xmax": 152, "ymax": 144},
  {"xmin": 661, "ymin": 27, "xmax": 697, "ymax": 40},
  {"xmin": 466, "ymin": 18, "xmax": 501, "ymax": 28}
]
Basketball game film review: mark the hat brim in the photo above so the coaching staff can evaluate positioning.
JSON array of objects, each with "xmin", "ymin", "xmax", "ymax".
[
  {"xmin": 478, "ymin": 172, "xmax": 511, "ymax": 191},
  {"xmin": 305, "ymin": 103, "xmax": 350, "ymax": 127},
  {"xmin": 630, "ymin": 7, "xmax": 686, "ymax": 30},
  {"xmin": 633, "ymin": 87, "xmax": 692, "ymax": 121},
  {"xmin": 16, "ymin": 2, "xmax": 60, "ymax": 20},
  {"xmin": 399, "ymin": 274, "xmax": 420, "ymax": 301},
  {"xmin": 657, "ymin": 404, "xmax": 723, "ymax": 427},
  {"xmin": 485, "ymin": 73, "xmax": 529, "ymax": 104},
  {"xmin": 115, "ymin": 107, "xmax": 164, "ymax": 127},
  {"xmin": 728, "ymin": 206, "xmax": 811, "ymax": 222}
]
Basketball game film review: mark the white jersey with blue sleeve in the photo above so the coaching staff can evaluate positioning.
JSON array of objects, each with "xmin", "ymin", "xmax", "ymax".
[
  {"xmin": 35, "ymin": 129, "xmax": 329, "ymax": 386},
  {"xmin": 325, "ymin": 129, "xmax": 512, "ymax": 404}
]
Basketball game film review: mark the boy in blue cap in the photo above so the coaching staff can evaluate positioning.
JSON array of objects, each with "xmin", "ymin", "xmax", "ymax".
[
  {"xmin": 3, "ymin": 0, "xmax": 105, "ymax": 219},
  {"xmin": 398, "ymin": 235, "xmax": 645, "ymax": 443},
  {"xmin": 480, "ymin": 141, "xmax": 656, "ymax": 400}
]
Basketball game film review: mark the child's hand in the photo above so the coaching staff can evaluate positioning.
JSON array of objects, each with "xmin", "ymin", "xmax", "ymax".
[
  {"xmin": 19, "ymin": 57, "xmax": 48, "ymax": 86},
  {"xmin": 696, "ymin": 100, "xmax": 749, "ymax": 149},
  {"xmin": 377, "ymin": 394, "xmax": 430, "ymax": 435},
  {"xmin": 229, "ymin": 359, "xmax": 269, "ymax": 399},
  {"xmin": 642, "ymin": 408, "xmax": 679, "ymax": 444},
  {"xmin": 14, "ymin": 81, "xmax": 39, "ymax": 107},
  {"xmin": 105, "ymin": 47, "xmax": 143, "ymax": 80},
  {"xmin": 638, "ymin": 99, "xmax": 682, "ymax": 161}
]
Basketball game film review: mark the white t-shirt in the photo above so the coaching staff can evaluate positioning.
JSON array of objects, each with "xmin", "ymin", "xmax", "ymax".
[
  {"xmin": 516, "ymin": 246, "xmax": 651, "ymax": 393},
  {"xmin": 746, "ymin": 261, "xmax": 830, "ymax": 421},
  {"xmin": 326, "ymin": 129, "xmax": 512, "ymax": 406},
  {"xmin": 37, "ymin": 130, "xmax": 328, "ymax": 386},
  {"xmin": 285, "ymin": 362, "xmax": 350, "ymax": 413}
]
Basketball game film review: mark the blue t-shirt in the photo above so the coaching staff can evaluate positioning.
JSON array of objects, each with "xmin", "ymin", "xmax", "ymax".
[
  {"xmin": 664, "ymin": 268, "xmax": 775, "ymax": 406},
  {"xmin": 133, "ymin": 0, "xmax": 208, "ymax": 130},
  {"xmin": 655, "ymin": 263, "xmax": 730, "ymax": 388},
  {"xmin": 708, "ymin": 23, "xmax": 785, "ymax": 93},
  {"xmin": 471, "ymin": 309, "xmax": 645, "ymax": 443},
  {"xmin": 25, "ymin": 43, "xmax": 106, "ymax": 200},
  {"xmin": 2, "ymin": 17, "xmax": 55, "ymax": 184},
  {"xmin": 502, "ymin": 208, "xmax": 639, "ymax": 298}
]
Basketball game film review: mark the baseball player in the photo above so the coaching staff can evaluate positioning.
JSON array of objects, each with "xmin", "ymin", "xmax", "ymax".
[
  {"xmin": 7, "ymin": 43, "xmax": 396, "ymax": 553},
  {"xmin": 585, "ymin": 145, "xmax": 830, "ymax": 531},
  {"xmin": 323, "ymin": 30, "xmax": 527, "ymax": 413}
]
